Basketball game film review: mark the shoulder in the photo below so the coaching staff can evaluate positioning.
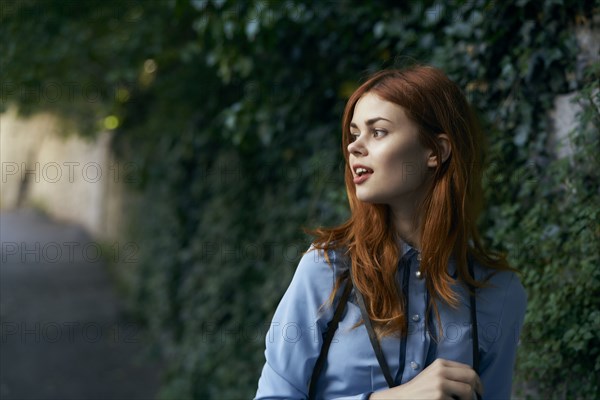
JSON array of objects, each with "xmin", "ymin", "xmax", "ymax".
[
  {"xmin": 294, "ymin": 244, "xmax": 349, "ymax": 286},
  {"xmin": 478, "ymin": 266, "xmax": 527, "ymax": 308},
  {"xmin": 475, "ymin": 262, "xmax": 527, "ymax": 311},
  {"xmin": 282, "ymin": 244, "xmax": 350, "ymax": 317},
  {"xmin": 256, "ymin": 245, "xmax": 352, "ymax": 398},
  {"xmin": 477, "ymin": 262, "xmax": 526, "ymax": 297},
  {"xmin": 475, "ymin": 264, "xmax": 527, "ymax": 341}
]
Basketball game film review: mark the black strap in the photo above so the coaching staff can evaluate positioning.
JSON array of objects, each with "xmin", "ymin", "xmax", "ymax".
[
  {"xmin": 467, "ymin": 256, "xmax": 479, "ymax": 371},
  {"xmin": 353, "ymin": 254, "xmax": 481, "ymax": 392},
  {"xmin": 467, "ymin": 254, "xmax": 482, "ymax": 400},
  {"xmin": 308, "ymin": 254, "xmax": 481, "ymax": 398},
  {"xmin": 351, "ymin": 270, "xmax": 396, "ymax": 388},
  {"xmin": 394, "ymin": 258, "xmax": 411, "ymax": 384},
  {"xmin": 308, "ymin": 275, "xmax": 353, "ymax": 400}
]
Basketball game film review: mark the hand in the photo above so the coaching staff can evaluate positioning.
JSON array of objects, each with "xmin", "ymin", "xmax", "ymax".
[{"xmin": 368, "ymin": 358, "xmax": 484, "ymax": 400}]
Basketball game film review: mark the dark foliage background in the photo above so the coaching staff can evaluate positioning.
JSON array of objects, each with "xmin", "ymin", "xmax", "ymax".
[{"xmin": 2, "ymin": 0, "xmax": 598, "ymax": 398}]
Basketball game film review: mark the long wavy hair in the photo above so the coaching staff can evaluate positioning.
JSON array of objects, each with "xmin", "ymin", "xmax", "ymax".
[{"xmin": 307, "ymin": 65, "xmax": 516, "ymax": 339}]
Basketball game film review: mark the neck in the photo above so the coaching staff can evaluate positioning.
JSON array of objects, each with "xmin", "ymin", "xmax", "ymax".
[
  {"xmin": 389, "ymin": 179, "xmax": 433, "ymax": 252},
  {"xmin": 390, "ymin": 202, "xmax": 422, "ymax": 252}
]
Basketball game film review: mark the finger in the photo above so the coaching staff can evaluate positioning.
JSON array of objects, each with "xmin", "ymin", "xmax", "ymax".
[
  {"xmin": 443, "ymin": 380, "xmax": 473, "ymax": 400},
  {"xmin": 471, "ymin": 374, "xmax": 483, "ymax": 396},
  {"xmin": 442, "ymin": 367, "xmax": 482, "ymax": 395},
  {"xmin": 476, "ymin": 378, "xmax": 484, "ymax": 396},
  {"xmin": 436, "ymin": 358, "xmax": 474, "ymax": 370},
  {"xmin": 432, "ymin": 359, "xmax": 484, "ymax": 395}
]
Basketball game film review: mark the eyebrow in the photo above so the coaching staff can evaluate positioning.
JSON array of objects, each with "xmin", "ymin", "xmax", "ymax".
[{"xmin": 349, "ymin": 117, "xmax": 392, "ymax": 129}]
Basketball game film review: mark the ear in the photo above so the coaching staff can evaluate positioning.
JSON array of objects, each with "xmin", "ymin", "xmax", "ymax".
[{"xmin": 426, "ymin": 133, "xmax": 452, "ymax": 168}]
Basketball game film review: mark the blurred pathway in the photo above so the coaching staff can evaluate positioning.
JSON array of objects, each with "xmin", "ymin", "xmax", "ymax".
[{"xmin": 0, "ymin": 208, "xmax": 163, "ymax": 400}]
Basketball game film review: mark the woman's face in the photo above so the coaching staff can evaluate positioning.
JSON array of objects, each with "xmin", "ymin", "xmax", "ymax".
[{"xmin": 347, "ymin": 92, "xmax": 436, "ymax": 206}]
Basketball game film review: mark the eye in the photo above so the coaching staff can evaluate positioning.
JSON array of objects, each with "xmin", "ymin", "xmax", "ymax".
[
  {"xmin": 373, "ymin": 129, "xmax": 387, "ymax": 138},
  {"xmin": 349, "ymin": 132, "xmax": 360, "ymax": 141}
]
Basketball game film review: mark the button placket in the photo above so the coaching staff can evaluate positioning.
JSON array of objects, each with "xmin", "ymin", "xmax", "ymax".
[
  {"xmin": 415, "ymin": 252, "xmax": 423, "ymax": 279},
  {"xmin": 400, "ymin": 251, "xmax": 428, "ymax": 383}
]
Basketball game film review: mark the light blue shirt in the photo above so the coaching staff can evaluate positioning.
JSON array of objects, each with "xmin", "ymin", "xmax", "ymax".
[{"xmin": 255, "ymin": 242, "xmax": 527, "ymax": 399}]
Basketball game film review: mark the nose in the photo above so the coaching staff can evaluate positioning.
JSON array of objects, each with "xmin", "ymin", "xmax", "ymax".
[{"xmin": 347, "ymin": 135, "xmax": 367, "ymax": 157}]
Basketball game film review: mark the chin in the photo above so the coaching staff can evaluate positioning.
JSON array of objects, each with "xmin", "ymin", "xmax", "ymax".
[{"xmin": 355, "ymin": 191, "xmax": 386, "ymax": 204}]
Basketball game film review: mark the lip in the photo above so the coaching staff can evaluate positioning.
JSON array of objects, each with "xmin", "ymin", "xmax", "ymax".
[
  {"xmin": 353, "ymin": 173, "xmax": 372, "ymax": 184},
  {"xmin": 351, "ymin": 163, "xmax": 374, "ymax": 184}
]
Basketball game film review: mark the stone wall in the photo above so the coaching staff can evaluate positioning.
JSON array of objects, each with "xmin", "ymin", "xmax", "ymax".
[
  {"xmin": 0, "ymin": 106, "xmax": 129, "ymax": 241},
  {"xmin": 548, "ymin": 22, "xmax": 600, "ymax": 161}
]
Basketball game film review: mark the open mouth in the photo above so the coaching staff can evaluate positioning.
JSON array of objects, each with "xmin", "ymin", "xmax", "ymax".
[
  {"xmin": 354, "ymin": 167, "xmax": 374, "ymax": 176},
  {"xmin": 353, "ymin": 165, "xmax": 373, "ymax": 184}
]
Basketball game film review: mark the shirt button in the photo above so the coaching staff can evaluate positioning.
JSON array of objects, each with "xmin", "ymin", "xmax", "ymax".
[
  {"xmin": 411, "ymin": 314, "xmax": 421, "ymax": 322},
  {"xmin": 410, "ymin": 361, "xmax": 420, "ymax": 370},
  {"xmin": 416, "ymin": 253, "xmax": 422, "ymax": 261},
  {"xmin": 415, "ymin": 270, "xmax": 423, "ymax": 279}
]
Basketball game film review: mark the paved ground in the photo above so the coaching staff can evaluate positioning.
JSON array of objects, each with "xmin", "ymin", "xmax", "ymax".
[{"xmin": 0, "ymin": 208, "xmax": 163, "ymax": 400}]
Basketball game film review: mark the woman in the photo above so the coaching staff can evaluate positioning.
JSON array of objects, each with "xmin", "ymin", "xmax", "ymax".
[{"xmin": 254, "ymin": 65, "xmax": 527, "ymax": 399}]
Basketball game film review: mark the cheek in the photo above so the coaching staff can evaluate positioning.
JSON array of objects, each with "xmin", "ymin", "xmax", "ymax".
[{"xmin": 379, "ymin": 147, "xmax": 428, "ymax": 187}]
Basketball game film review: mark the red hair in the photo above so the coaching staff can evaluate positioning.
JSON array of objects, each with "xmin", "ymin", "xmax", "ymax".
[{"xmin": 307, "ymin": 65, "xmax": 516, "ymax": 339}]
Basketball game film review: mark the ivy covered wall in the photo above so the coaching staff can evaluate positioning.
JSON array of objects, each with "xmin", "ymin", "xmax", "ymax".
[{"xmin": 2, "ymin": 1, "xmax": 598, "ymax": 398}]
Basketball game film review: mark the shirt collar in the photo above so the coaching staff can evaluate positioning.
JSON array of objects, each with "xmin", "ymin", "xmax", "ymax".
[
  {"xmin": 400, "ymin": 241, "xmax": 458, "ymax": 278},
  {"xmin": 400, "ymin": 240, "xmax": 414, "ymax": 259}
]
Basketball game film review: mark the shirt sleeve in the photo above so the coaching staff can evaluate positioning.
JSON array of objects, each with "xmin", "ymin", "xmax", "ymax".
[
  {"xmin": 254, "ymin": 245, "xmax": 373, "ymax": 400},
  {"xmin": 478, "ymin": 272, "xmax": 528, "ymax": 400}
]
